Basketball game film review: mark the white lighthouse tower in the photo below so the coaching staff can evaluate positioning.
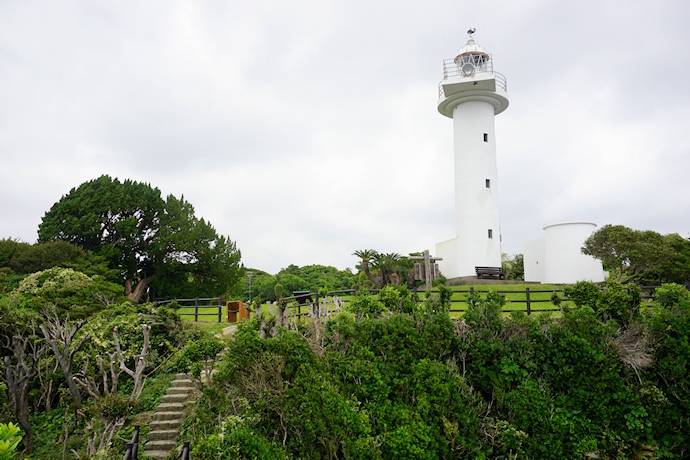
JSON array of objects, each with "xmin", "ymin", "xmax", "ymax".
[{"xmin": 435, "ymin": 32, "xmax": 509, "ymax": 279}]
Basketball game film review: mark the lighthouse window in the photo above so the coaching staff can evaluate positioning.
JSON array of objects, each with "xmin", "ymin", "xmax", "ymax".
[
  {"xmin": 488, "ymin": 229, "xmax": 493, "ymax": 239},
  {"xmin": 485, "ymin": 179, "xmax": 491, "ymax": 188},
  {"xmin": 483, "ymin": 133, "xmax": 488, "ymax": 142}
]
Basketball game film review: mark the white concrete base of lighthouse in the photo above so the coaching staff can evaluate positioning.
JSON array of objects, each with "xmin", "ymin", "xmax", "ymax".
[
  {"xmin": 436, "ymin": 234, "xmax": 503, "ymax": 280},
  {"xmin": 435, "ymin": 237, "xmax": 462, "ymax": 280}
]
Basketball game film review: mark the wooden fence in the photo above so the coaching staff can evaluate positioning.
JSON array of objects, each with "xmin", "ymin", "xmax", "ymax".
[
  {"xmin": 155, "ymin": 296, "xmax": 224, "ymax": 322},
  {"xmin": 155, "ymin": 286, "xmax": 663, "ymax": 323}
]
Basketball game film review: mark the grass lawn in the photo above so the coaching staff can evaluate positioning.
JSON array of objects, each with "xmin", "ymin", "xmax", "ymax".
[
  {"xmin": 176, "ymin": 284, "xmax": 570, "ymax": 326},
  {"xmin": 446, "ymin": 284, "xmax": 564, "ymax": 315}
]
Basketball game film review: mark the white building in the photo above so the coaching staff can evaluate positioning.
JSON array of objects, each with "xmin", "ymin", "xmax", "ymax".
[
  {"xmin": 524, "ymin": 221, "xmax": 605, "ymax": 284},
  {"xmin": 435, "ymin": 33, "xmax": 509, "ymax": 279}
]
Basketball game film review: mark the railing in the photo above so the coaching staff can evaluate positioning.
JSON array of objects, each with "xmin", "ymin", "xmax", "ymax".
[
  {"xmin": 156, "ymin": 297, "xmax": 224, "ymax": 322},
  {"xmin": 278, "ymin": 285, "xmax": 664, "ymax": 318},
  {"xmin": 122, "ymin": 424, "xmax": 140, "ymax": 460},
  {"xmin": 155, "ymin": 285, "xmax": 665, "ymax": 323},
  {"xmin": 438, "ymin": 57, "xmax": 508, "ymax": 98}
]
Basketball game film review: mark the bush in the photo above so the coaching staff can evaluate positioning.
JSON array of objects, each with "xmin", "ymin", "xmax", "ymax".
[
  {"xmin": 655, "ymin": 283, "xmax": 690, "ymax": 310},
  {"xmin": 347, "ymin": 291, "xmax": 385, "ymax": 319}
]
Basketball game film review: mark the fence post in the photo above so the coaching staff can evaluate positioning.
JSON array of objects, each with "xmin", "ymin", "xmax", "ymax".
[
  {"xmin": 315, "ymin": 290, "xmax": 320, "ymax": 316},
  {"xmin": 525, "ymin": 287, "xmax": 531, "ymax": 316},
  {"xmin": 194, "ymin": 298, "xmax": 199, "ymax": 322},
  {"xmin": 218, "ymin": 296, "xmax": 222, "ymax": 323}
]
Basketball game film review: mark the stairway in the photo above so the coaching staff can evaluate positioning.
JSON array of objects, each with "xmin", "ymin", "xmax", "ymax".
[{"xmin": 142, "ymin": 373, "xmax": 195, "ymax": 459}]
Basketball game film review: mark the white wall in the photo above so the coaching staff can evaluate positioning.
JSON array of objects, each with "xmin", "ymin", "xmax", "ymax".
[
  {"xmin": 436, "ymin": 237, "xmax": 462, "ymax": 279},
  {"xmin": 543, "ymin": 221, "xmax": 605, "ymax": 284},
  {"xmin": 524, "ymin": 237, "xmax": 545, "ymax": 282},
  {"xmin": 451, "ymin": 100, "xmax": 501, "ymax": 275},
  {"xmin": 523, "ymin": 221, "xmax": 605, "ymax": 284}
]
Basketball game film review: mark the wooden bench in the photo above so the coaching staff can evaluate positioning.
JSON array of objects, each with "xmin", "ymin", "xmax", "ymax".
[{"xmin": 475, "ymin": 266, "xmax": 506, "ymax": 280}]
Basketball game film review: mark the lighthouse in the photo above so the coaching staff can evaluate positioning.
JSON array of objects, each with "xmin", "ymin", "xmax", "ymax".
[{"xmin": 435, "ymin": 32, "xmax": 509, "ymax": 279}]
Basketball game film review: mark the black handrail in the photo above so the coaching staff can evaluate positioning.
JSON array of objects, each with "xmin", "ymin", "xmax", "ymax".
[{"xmin": 123, "ymin": 424, "xmax": 140, "ymax": 460}]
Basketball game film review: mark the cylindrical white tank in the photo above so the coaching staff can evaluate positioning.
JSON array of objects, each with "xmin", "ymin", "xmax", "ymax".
[{"xmin": 543, "ymin": 221, "xmax": 605, "ymax": 284}]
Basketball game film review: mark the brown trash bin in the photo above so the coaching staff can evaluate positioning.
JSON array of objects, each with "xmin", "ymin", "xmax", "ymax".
[{"xmin": 226, "ymin": 300, "xmax": 249, "ymax": 323}]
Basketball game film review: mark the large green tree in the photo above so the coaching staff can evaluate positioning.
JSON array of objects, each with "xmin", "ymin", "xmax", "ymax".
[
  {"xmin": 582, "ymin": 224, "xmax": 672, "ymax": 283},
  {"xmin": 38, "ymin": 175, "xmax": 242, "ymax": 302}
]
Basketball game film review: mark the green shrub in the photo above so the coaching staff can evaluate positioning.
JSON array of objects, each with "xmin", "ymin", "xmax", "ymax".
[
  {"xmin": 0, "ymin": 423, "xmax": 22, "ymax": 460},
  {"xmin": 564, "ymin": 280, "xmax": 600, "ymax": 307},
  {"xmin": 655, "ymin": 283, "xmax": 690, "ymax": 309},
  {"xmin": 347, "ymin": 291, "xmax": 385, "ymax": 319},
  {"xmin": 378, "ymin": 285, "xmax": 414, "ymax": 314}
]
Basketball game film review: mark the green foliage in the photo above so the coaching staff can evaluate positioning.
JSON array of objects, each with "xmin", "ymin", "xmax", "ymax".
[
  {"xmin": 273, "ymin": 283, "xmax": 284, "ymax": 299},
  {"xmin": 564, "ymin": 280, "xmax": 600, "ymax": 307},
  {"xmin": 645, "ymin": 287, "xmax": 690, "ymax": 454},
  {"xmin": 582, "ymin": 224, "xmax": 676, "ymax": 283},
  {"xmin": 421, "ymin": 284, "xmax": 453, "ymax": 315},
  {"xmin": 8, "ymin": 275, "xmax": 690, "ymax": 459},
  {"xmin": 654, "ymin": 283, "xmax": 690, "ymax": 309},
  {"xmin": 192, "ymin": 426, "xmax": 290, "ymax": 459},
  {"xmin": 353, "ymin": 249, "xmax": 419, "ymax": 289},
  {"xmin": 243, "ymin": 264, "xmax": 356, "ymax": 303},
  {"xmin": 169, "ymin": 330, "xmax": 225, "ymax": 379},
  {"xmin": 94, "ymin": 394, "xmax": 137, "ymax": 422},
  {"xmin": 501, "ymin": 253, "xmax": 524, "ymax": 280},
  {"xmin": 37, "ymin": 175, "xmax": 243, "ymax": 301},
  {"xmin": 464, "ymin": 290, "xmax": 506, "ymax": 332},
  {"xmin": 7, "ymin": 266, "xmax": 124, "ymax": 318},
  {"xmin": 378, "ymin": 285, "xmax": 415, "ymax": 314},
  {"xmin": 655, "ymin": 233, "xmax": 690, "ymax": 284},
  {"xmin": 564, "ymin": 280, "xmax": 641, "ymax": 324},
  {"xmin": 347, "ymin": 291, "xmax": 385, "ymax": 318},
  {"xmin": 0, "ymin": 238, "xmax": 116, "ymax": 283},
  {"xmin": 0, "ymin": 423, "xmax": 22, "ymax": 460}
]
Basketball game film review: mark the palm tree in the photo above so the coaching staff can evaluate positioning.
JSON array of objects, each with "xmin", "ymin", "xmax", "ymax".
[
  {"xmin": 371, "ymin": 252, "xmax": 403, "ymax": 288},
  {"xmin": 352, "ymin": 249, "xmax": 378, "ymax": 286}
]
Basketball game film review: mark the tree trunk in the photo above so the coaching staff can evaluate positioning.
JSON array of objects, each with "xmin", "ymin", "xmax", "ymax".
[
  {"xmin": 407, "ymin": 269, "xmax": 415, "ymax": 290},
  {"xmin": 1, "ymin": 334, "xmax": 44, "ymax": 455},
  {"xmin": 39, "ymin": 314, "xmax": 90, "ymax": 410},
  {"xmin": 376, "ymin": 269, "xmax": 384, "ymax": 289},
  {"xmin": 15, "ymin": 385, "xmax": 34, "ymax": 453},
  {"xmin": 362, "ymin": 259, "xmax": 377, "ymax": 285},
  {"xmin": 125, "ymin": 275, "xmax": 155, "ymax": 304}
]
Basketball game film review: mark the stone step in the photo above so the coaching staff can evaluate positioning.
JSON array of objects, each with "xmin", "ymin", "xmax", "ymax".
[
  {"xmin": 176, "ymin": 373, "xmax": 192, "ymax": 379},
  {"xmin": 162, "ymin": 393, "xmax": 189, "ymax": 404},
  {"xmin": 144, "ymin": 440, "xmax": 178, "ymax": 455},
  {"xmin": 156, "ymin": 402, "xmax": 185, "ymax": 412},
  {"xmin": 153, "ymin": 411, "xmax": 184, "ymax": 421},
  {"xmin": 149, "ymin": 419, "xmax": 182, "ymax": 431},
  {"xmin": 166, "ymin": 386, "xmax": 193, "ymax": 395},
  {"xmin": 141, "ymin": 450, "xmax": 170, "ymax": 460},
  {"xmin": 147, "ymin": 429, "xmax": 180, "ymax": 441},
  {"xmin": 170, "ymin": 379, "xmax": 195, "ymax": 388}
]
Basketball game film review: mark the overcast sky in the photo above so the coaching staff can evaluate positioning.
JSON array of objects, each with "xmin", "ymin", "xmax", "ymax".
[{"xmin": 2, "ymin": 0, "xmax": 689, "ymax": 275}]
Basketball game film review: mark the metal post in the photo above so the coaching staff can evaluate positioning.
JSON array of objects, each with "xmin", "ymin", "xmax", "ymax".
[
  {"xmin": 218, "ymin": 296, "xmax": 222, "ymax": 322},
  {"xmin": 181, "ymin": 441, "xmax": 190, "ymax": 460},
  {"xmin": 525, "ymin": 287, "xmax": 531, "ymax": 316},
  {"xmin": 123, "ymin": 443, "xmax": 133, "ymax": 460},
  {"xmin": 194, "ymin": 297, "xmax": 199, "ymax": 322},
  {"xmin": 132, "ymin": 424, "xmax": 140, "ymax": 459}
]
